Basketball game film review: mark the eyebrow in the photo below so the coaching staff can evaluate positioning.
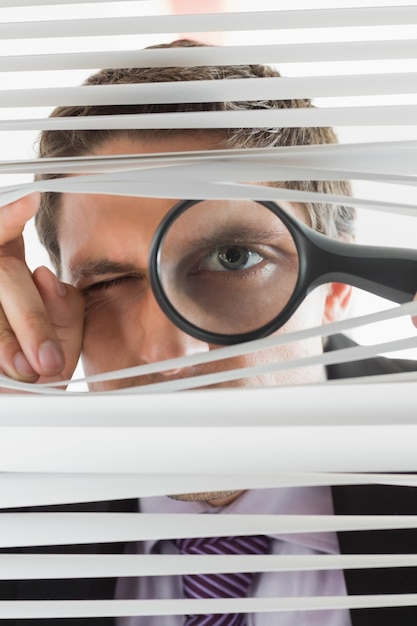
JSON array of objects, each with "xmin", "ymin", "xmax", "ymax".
[
  {"xmin": 177, "ymin": 225, "xmax": 292, "ymax": 249},
  {"xmin": 69, "ymin": 259, "xmax": 139, "ymax": 284}
]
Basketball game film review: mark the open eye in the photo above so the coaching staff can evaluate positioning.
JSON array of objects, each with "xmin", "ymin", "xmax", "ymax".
[{"xmin": 199, "ymin": 245, "xmax": 264, "ymax": 272}]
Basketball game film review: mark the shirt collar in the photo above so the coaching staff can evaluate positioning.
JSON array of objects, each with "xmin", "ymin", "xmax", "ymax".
[{"xmin": 140, "ymin": 486, "xmax": 339, "ymax": 556}]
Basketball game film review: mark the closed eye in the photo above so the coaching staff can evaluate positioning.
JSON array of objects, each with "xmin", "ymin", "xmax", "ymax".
[{"xmin": 82, "ymin": 275, "xmax": 143, "ymax": 295}]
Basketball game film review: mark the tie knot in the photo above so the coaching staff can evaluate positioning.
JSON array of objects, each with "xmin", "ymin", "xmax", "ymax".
[{"xmin": 176, "ymin": 535, "xmax": 270, "ymax": 556}]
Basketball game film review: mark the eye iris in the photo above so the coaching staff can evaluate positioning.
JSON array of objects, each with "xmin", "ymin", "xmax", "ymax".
[{"xmin": 218, "ymin": 246, "xmax": 250, "ymax": 270}]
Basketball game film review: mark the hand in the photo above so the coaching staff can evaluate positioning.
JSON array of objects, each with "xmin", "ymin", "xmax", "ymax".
[{"xmin": 0, "ymin": 193, "xmax": 84, "ymax": 387}]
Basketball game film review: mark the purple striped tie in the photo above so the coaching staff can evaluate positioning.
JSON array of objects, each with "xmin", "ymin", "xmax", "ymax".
[{"xmin": 176, "ymin": 535, "xmax": 270, "ymax": 626}]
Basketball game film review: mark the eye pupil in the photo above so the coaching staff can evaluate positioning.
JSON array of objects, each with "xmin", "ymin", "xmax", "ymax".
[{"xmin": 219, "ymin": 246, "xmax": 249, "ymax": 270}]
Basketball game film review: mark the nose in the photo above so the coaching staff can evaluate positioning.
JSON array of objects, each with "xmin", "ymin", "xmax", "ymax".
[{"xmin": 136, "ymin": 294, "xmax": 209, "ymax": 374}]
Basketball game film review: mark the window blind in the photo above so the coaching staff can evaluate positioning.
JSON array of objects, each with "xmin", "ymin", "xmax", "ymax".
[{"xmin": 0, "ymin": 0, "xmax": 417, "ymax": 621}]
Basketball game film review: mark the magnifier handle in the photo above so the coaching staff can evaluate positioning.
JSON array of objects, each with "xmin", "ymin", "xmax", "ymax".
[{"xmin": 311, "ymin": 239, "xmax": 417, "ymax": 304}]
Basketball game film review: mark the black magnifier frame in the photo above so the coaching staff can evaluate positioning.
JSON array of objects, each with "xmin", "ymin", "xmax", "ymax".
[{"xmin": 149, "ymin": 199, "xmax": 417, "ymax": 346}]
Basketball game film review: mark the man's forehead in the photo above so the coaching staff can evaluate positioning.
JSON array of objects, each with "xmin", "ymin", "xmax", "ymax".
[{"xmin": 58, "ymin": 190, "xmax": 169, "ymax": 282}]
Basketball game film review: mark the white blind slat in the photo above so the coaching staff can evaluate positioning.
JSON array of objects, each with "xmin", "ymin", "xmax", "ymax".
[
  {"xmin": 1, "ymin": 471, "xmax": 416, "ymax": 509},
  {"xmin": 0, "ymin": 141, "xmax": 415, "ymax": 175},
  {"xmin": 1, "ymin": 7, "xmax": 416, "ymax": 41},
  {"xmin": 2, "ymin": 513, "xmax": 417, "ymax": 548},
  {"xmin": 1, "ymin": 594, "xmax": 417, "ymax": 619},
  {"xmin": 2, "ymin": 73, "xmax": 417, "ymax": 108},
  {"xmin": 3, "ymin": 178, "xmax": 416, "ymax": 219},
  {"xmin": 2, "ymin": 378, "xmax": 417, "ymax": 474},
  {"xmin": 0, "ymin": 0, "xmax": 131, "ymax": 5},
  {"xmin": 1, "ymin": 107, "xmax": 416, "ymax": 132},
  {"xmin": 1, "ymin": 40, "xmax": 416, "ymax": 73},
  {"xmin": 2, "ymin": 552, "xmax": 417, "ymax": 579}
]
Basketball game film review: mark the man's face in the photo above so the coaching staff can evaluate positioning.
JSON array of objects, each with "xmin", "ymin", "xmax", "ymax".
[{"xmin": 57, "ymin": 135, "xmax": 343, "ymax": 505}]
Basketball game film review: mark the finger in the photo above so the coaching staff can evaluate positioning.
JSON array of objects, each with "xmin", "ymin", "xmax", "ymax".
[
  {"xmin": 33, "ymin": 265, "xmax": 82, "ymax": 328},
  {"xmin": 33, "ymin": 266, "xmax": 84, "ymax": 380},
  {"xmin": 0, "ymin": 257, "xmax": 65, "ymax": 377},
  {"xmin": 0, "ymin": 192, "xmax": 40, "ymax": 253},
  {"xmin": 0, "ymin": 303, "xmax": 39, "ymax": 381}
]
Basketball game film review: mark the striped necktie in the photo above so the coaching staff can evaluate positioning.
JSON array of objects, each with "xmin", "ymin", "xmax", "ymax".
[{"xmin": 176, "ymin": 535, "xmax": 270, "ymax": 626}]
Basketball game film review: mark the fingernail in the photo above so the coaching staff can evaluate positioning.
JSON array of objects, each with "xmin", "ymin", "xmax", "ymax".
[
  {"xmin": 38, "ymin": 340, "xmax": 64, "ymax": 373},
  {"xmin": 55, "ymin": 280, "xmax": 67, "ymax": 297},
  {"xmin": 50, "ymin": 271, "xmax": 66, "ymax": 297},
  {"xmin": 14, "ymin": 352, "xmax": 36, "ymax": 377}
]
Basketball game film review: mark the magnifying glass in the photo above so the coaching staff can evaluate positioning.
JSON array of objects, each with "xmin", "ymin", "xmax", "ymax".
[{"xmin": 149, "ymin": 199, "xmax": 417, "ymax": 345}]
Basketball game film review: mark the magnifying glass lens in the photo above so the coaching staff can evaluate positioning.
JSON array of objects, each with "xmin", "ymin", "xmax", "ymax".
[{"xmin": 157, "ymin": 200, "xmax": 300, "ymax": 336}]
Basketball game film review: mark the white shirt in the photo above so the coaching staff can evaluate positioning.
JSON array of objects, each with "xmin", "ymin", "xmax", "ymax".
[{"xmin": 116, "ymin": 487, "xmax": 351, "ymax": 626}]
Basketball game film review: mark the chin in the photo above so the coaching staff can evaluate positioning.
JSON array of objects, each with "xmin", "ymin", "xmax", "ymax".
[{"xmin": 168, "ymin": 490, "xmax": 243, "ymax": 506}]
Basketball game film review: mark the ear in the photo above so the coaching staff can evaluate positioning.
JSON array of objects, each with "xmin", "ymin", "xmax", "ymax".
[
  {"xmin": 323, "ymin": 282, "xmax": 353, "ymax": 324},
  {"xmin": 412, "ymin": 293, "xmax": 417, "ymax": 329}
]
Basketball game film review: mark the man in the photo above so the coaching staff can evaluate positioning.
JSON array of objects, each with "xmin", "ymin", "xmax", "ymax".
[{"xmin": 0, "ymin": 39, "xmax": 417, "ymax": 626}]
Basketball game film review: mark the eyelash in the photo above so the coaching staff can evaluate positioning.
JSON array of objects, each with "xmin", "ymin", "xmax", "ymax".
[{"xmin": 83, "ymin": 275, "xmax": 138, "ymax": 295}]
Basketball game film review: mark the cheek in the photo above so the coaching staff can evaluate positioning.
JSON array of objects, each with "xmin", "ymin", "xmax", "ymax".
[
  {"xmin": 283, "ymin": 286, "xmax": 329, "ymax": 332},
  {"xmin": 81, "ymin": 294, "xmax": 142, "ymax": 375},
  {"xmin": 273, "ymin": 288, "xmax": 329, "ymax": 360},
  {"xmin": 206, "ymin": 288, "xmax": 329, "ymax": 381}
]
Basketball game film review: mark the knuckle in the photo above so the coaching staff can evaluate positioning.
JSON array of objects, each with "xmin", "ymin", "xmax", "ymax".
[
  {"xmin": 0, "ymin": 255, "xmax": 26, "ymax": 275},
  {"xmin": 0, "ymin": 325, "xmax": 17, "ymax": 346},
  {"xmin": 20, "ymin": 308, "xmax": 48, "ymax": 332}
]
